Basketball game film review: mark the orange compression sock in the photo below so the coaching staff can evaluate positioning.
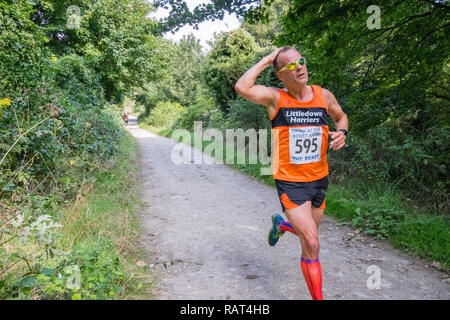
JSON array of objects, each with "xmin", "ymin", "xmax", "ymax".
[{"xmin": 300, "ymin": 257, "xmax": 323, "ymax": 300}]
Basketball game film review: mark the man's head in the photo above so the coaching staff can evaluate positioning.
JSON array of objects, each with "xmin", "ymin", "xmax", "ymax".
[{"xmin": 273, "ymin": 46, "xmax": 308, "ymax": 87}]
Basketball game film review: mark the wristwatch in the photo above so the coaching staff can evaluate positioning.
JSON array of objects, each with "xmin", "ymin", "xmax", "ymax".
[{"xmin": 338, "ymin": 129, "xmax": 348, "ymax": 137}]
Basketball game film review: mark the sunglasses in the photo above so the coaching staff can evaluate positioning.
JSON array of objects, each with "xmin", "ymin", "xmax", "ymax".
[{"xmin": 278, "ymin": 57, "xmax": 307, "ymax": 73}]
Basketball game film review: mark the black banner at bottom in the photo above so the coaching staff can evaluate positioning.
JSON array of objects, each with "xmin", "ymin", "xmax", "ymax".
[{"xmin": 1, "ymin": 299, "xmax": 446, "ymax": 318}]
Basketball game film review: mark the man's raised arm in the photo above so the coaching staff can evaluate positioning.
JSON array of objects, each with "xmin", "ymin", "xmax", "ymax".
[{"xmin": 234, "ymin": 48, "xmax": 281, "ymax": 110}]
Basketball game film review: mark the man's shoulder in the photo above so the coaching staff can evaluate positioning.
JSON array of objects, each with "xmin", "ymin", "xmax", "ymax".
[
  {"xmin": 317, "ymin": 86, "xmax": 336, "ymax": 104},
  {"xmin": 317, "ymin": 86, "xmax": 334, "ymax": 96}
]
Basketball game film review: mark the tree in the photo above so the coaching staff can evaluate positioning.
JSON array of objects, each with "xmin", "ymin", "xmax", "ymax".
[
  {"xmin": 240, "ymin": 0, "xmax": 288, "ymax": 48},
  {"xmin": 203, "ymin": 29, "xmax": 258, "ymax": 112},
  {"xmin": 0, "ymin": 0, "xmax": 50, "ymax": 94},
  {"xmin": 159, "ymin": 34, "xmax": 205, "ymax": 107},
  {"xmin": 29, "ymin": 0, "xmax": 166, "ymax": 102},
  {"xmin": 276, "ymin": 0, "xmax": 449, "ymax": 206},
  {"xmin": 153, "ymin": 0, "xmax": 265, "ymax": 33},
  {"xmin": 276, "ymin": 1, "xmax": 449, "ymax": 122},
  {"xmin": 135, "ymin": 33, "xmax": 207, "ymax": 121}
]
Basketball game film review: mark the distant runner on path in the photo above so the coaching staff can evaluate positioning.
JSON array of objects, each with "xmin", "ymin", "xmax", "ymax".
[{"xmin": 235, "ymin": 46, "xmax": 349, "ymax": 300}]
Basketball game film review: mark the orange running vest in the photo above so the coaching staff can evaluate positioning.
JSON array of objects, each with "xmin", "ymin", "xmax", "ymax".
[{"xmin": 271, "ymin": 85, "xmax": 329, "ymax": 182}]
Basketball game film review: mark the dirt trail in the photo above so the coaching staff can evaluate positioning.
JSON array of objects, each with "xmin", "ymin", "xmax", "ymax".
[{"xmin": 127, "ymin": 117, "xmax": 449, "ymax": 300}]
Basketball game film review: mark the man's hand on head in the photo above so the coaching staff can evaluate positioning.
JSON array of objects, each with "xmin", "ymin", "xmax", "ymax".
[
  {"xmin": 234, "ymin": 47, "xmax": 282, "ymax": 109},
  {"xmin": 264, "ymin": 47, "xmax": 282, "ymax": 65}
]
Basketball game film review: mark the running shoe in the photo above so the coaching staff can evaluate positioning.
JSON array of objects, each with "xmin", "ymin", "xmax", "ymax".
[{"xmin": 268, "ymin": 214, "xmax": 285, "ymax": 246}]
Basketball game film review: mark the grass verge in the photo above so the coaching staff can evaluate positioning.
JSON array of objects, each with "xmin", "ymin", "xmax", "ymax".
[
  {"xmin": 56, "ymin": 130, "xmax": 154, "ymax": 299},
  {"xmin": 0, "ymin": 131, "xmax": 155, "ymax": 299}
]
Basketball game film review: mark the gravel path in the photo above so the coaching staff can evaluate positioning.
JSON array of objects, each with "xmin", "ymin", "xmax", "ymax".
[{"xmin": 127, "ymin": 117, "xmax": 449, "ymax": 300}]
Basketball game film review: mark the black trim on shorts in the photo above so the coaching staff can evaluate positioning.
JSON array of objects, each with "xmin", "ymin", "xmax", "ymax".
[{"xmin": 275, "ymin": 176, "xmax": 328, "ymax": 211}]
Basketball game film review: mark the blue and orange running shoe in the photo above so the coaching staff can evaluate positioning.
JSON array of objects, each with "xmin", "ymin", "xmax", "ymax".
[{"xmin": 268, "ymin": 214, "xmax": 285, "ymax": 246}]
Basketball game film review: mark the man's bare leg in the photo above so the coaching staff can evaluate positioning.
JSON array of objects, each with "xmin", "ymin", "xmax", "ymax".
[
  {"xmin": 285, "ymin": 201, "xmax": 319, "ymax": 258},
  {"xmin": 284, "ymin": 201, "xmax": 323, "ymax": 300},
  {"xmin": 311, "ymin": 206, "xmax": 324, "ymax": 229},
  {"xmin": 279, "ymin": 205, "xmax": 324, "ymax": 236}
]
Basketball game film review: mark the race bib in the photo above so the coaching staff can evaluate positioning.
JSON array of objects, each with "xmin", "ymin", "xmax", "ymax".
[{"xmin": 289, "ymin": 127, "xmax": 322, "ymax": 164}]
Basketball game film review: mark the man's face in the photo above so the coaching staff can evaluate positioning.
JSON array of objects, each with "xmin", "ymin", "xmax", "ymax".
[{"xmin": 276, "ymin": 49, "xmax": 308, "ymax": 86}]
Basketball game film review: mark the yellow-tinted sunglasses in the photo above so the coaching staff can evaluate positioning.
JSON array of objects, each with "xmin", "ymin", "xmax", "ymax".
[{"xmin": 278, "ymin": 57, "xmax": 307, "ymax": 73}]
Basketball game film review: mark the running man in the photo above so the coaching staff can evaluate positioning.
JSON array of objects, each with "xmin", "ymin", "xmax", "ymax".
[{"xmin": 235, "ymin": 47, "xmax": 348, "ymax": 300}]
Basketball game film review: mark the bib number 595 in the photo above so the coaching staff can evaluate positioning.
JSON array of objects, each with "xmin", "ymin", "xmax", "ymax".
[
  {"xmin": 295, "ymin": 137, "xmax": 318, "ymax": 154},
  {"xmin": 289, "ymin": 127, "xmax": 322, "ymax": 165}
]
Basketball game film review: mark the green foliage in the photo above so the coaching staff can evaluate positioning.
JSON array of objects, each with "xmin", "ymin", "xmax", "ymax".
[
  {"xmin": 52, "ymin": 54, "xmax": 105, "ymax": 107},
  {"xmin": 166, "ymin": 35, "xmax": 205, "ymax": 107},
  {"xmin": 276, "ymin": 0, "xmax": 450, "ymax": 210},
  {"xmin": 135, "ymin": 35, "xmax": 204, "ymax": 122},
  {"xmin": 173, "ymin": 94, "xmax": 223, "ymax": 130},
  {"xmin": 0, "ymin": 1, "xmax": 51, "ymax": 92},
  {"xmin": 43, "ymin": 239, "xmax": 126, "ymax": 300},
  {"xmin": 0, "ymin": 100, "xmax": 124, "ymax": 299},
  {"xmin": 352, "ymin": 206, "xmax": 405, "ymax": 239},
  {"xmin": 145, "ymin": 100, "xmax": 185, "ymax": 128},
  {"xmin": 325, "ymin": 181, "xmax": 450, "ymax": 269},
  {"xmin": 0, "ymin": 0, "xmax": 162, "ymax": 203},
  {"xmin": 0, "ymin": 238, "xmax": 123, "ymax": 300},
  {"xmin": 153, "ymin": 0, "xmax": 265, "ymax": 33},
  {"xmin": 31, "ymin": 0, "xmax": 165, "ymax": 102},
  {"xmin": 240, "ymin": 0, "xmax": 288, "ymax": 48},
  {"xmin": 229, "ymin": 98, "xmax": 271, "ymax": 131},
  {"xmin": 0, "ymin": 0, "xmax": 162, "ymax": 299},
  {"xmin": 0, "ymin": 91, "xmax": 123, "ymax": 183},
  {"xmin": 203, "ymin": 29, "xmax": 259, "ymax": 112},
  {"xmin": 393, "ymin": 214, "xmax": 450, "ymax": 269},
  {"xmin": 0, "ymin": 132, "xmax": 143, "ymax": 300}
]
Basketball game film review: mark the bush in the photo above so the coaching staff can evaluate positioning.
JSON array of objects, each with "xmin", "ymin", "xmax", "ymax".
[
  {"xmin": 228, "ymin": 98, "xmax": 271, "ymax": 132},
  {"xmin": 351, "ymin": 205, "xmax": 406, "ymax": 239},
  {"xmin": 203, "ymin": 29, "xmax": 259, "ymax": 112},
  {"xmin": 0, "ymin": 92, "xmax": 123, "ymax": 191},
  {"xmin": 0, "ymin": 1, "xmax": 50, "ymax": 93},
  {"xmin": 0, "ymin": 237, "xmax": 127, "ymax": 300},
  {"xmin": 173, "ymin": 95, "xmax": 223, "ymax": 130},
  {"xmin": 393, "ymin": 214, "xmax": 450, "ymax": 269},
  {"xmin": 328, "ymin": 117, "xmax": 449, "ymax": 213},
  {"xmin": 0, "ymin": 0, "xmax": 162, "ymax": 300},
  {"xmin": 145, "ymin": 101, "xmax": 185, "ymax": 128},
  {"xmin": 0, "ymin": 2, "xmax": 124, "ymax": 298},
  {"xmin": 53, "ymin": 54, "xmax": 105, "ymax": 107}
]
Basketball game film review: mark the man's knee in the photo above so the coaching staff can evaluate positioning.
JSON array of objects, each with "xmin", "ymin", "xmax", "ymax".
[{"xmin": 304, "ymin": 235, "xmax": 320, "ymax": 253}]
